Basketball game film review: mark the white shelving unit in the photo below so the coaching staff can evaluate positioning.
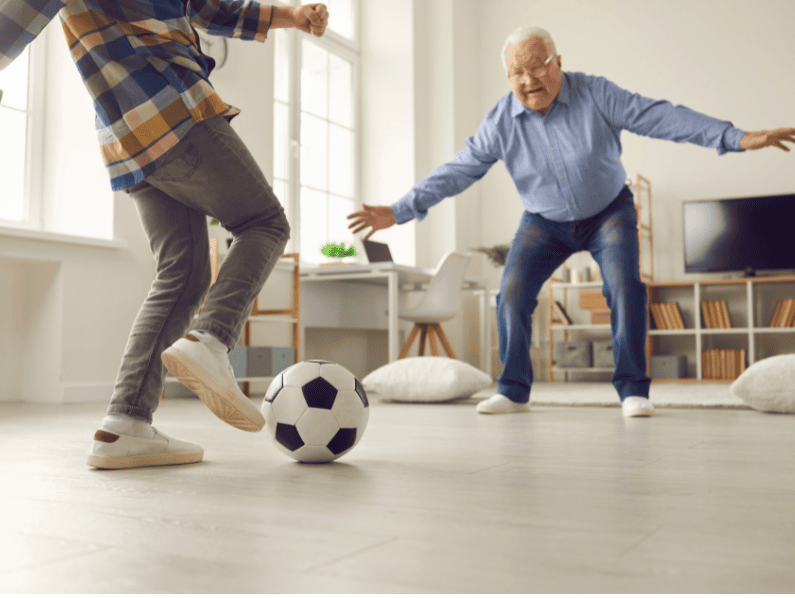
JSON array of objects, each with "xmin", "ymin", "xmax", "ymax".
[
  {"xmin": 548, "ymin": 281, "xmax": 613, "ymax": 381},
  {"xmin": 647, "ymin": 275, "xmax": 795, "ymax": 382},
  {"xmin": 547, "ymin": 275, "xmax": 795, "ymax": 384}
]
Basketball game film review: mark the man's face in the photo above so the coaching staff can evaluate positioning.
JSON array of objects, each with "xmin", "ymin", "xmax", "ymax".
[{"xmin": 506, "ymin": 37, "xmax": 562, "ymax": 115}]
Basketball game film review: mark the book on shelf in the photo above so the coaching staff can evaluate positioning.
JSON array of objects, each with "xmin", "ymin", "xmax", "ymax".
[
  {"xmin": 770, "ymin": 299, "xmax": 784, "ymax": 327},
  {"xmin": 662, "ymin": 304, "xmax": 675, "ymax": 329},
  {"xmin": 650, "ymin": 304, "xmax": 665, "ymax": 329},
  {"xmin": 700, "ymin": 301, "xmax": 712, "ymax": 328},
  {"xmin": 670, "ymin": 302, "xmax": 685, "ymax": 329},
  {"xmin": 712, "ymin": 301, "xmax": 723, "ymax": 328},
  {"xmin": 702, "ymin": 348, "xmax": 746, "ymax": 380},
  {"xmin": 770, "ymin": 298, "xmax": 795, "ymax": 327},
  {"xmin": 785, "ymin": 299, "xmax": 795, "ymax": 327},
  {"xmin": 718, "ymin": 301, "xmax": 731, "ymax": 328},
  {"xmin": 552, "ymin": 301, "xmax": 573, "ymax": 325},
  {"xmin": 701, "ymin": 300, "xmax": 731, "ymax": 329},
  {"xmin": 649, "ymin": 302, "xmax": 685, "ymax": 330}
]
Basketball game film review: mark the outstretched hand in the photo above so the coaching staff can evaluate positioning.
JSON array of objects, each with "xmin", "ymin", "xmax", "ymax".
[
  {"xmin": 293, "ymin": 3, "xmax": 328, "ymax": 38},
  {"xmin": 740, "ymin": 128, "xmax": 795, "ymax": 151},
  {"xmin": 347, "ymin": 204, "xmax": 397, "ymax": 242}
]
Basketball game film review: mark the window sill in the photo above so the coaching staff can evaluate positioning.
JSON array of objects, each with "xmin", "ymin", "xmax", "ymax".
[{"xmin": 0, "ymin": 225, "xmax": 127, "ymax": 249}]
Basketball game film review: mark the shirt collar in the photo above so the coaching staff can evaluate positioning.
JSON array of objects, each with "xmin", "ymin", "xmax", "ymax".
[{"xmin": 510, "ymin": 71, "xmax": 570, "ymax": 118}]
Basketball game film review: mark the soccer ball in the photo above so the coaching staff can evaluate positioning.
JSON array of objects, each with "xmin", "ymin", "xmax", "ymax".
[{"xmin": 261, "ymin": 360, "xmax": 369, "ymax": 463}]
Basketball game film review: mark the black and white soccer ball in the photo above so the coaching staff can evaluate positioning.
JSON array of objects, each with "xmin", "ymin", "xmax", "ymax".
[{"xmin": 261, "ymin": 360, "xmax": 369, "ymax": 463}]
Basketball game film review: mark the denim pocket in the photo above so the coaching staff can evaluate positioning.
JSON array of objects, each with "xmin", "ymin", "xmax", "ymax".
[{"xmin": 156, "ymin": 142, "xmax": 203, "ymax": 182}]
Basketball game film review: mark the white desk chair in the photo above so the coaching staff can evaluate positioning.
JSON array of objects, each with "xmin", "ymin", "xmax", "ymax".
[{"xmin": 398, "ymin": 251, "xmax": 473, "ymax": 360}]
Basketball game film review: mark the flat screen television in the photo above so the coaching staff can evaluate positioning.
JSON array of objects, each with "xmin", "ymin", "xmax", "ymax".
[{"xmin": 683, "ymin": 192, "xmax": 795, "ymax": 276}]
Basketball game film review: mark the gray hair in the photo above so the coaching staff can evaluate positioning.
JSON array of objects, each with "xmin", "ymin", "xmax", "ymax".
[{"xmin": 501, "ymin": 27, "xmax": 557, "ymax": 74}]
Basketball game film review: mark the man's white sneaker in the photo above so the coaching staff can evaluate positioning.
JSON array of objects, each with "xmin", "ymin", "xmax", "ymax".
[
  {"xmin": 622, "ymin": 396, "xmax": 655, "ymax": 417},
  {"xmin": 161, "ymin": 333, "xmax": 265, "ymax": 432},
  {"xmin": 476, "ymin": 394, "xmax": 531, "ymax": 414},
  {"xmin": 87, "ymin": 427, "xmax": 203, "ymax": 469}
]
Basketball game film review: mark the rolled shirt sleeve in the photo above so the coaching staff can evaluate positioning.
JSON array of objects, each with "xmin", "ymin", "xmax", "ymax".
[{"xmin": 187, "ymin": 0, "xmax": 273, "ymax": 42}]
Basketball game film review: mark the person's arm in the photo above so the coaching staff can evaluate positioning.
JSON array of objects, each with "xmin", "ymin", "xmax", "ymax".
[
  {"xmin": 390, "ymin": 108, "xmax": 503, "ymax": 224},
  {"xmin": 0, "ymin": 0, "xmax": 67, "ymax": 72},
  {"xmin": 272, "ymin": 4, "xmax": 328, "ymax": 37},
  {"xmin": 187, "ymin": 2, "xmax": 327, "ymax": 41},
  {"xmin": 588, "ymin": 74, "xmax": 748, "ymax": 156}
]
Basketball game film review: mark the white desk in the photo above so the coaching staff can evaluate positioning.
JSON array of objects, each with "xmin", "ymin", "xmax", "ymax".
[{"xmin": 301, "ymin": 263, "xmax": 487, "ymax": 366}]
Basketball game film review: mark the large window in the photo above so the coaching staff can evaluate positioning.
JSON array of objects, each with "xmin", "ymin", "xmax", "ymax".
[
  {"xmin": 0, "ymin": 47, "xmax": 31, "ymax": 222},
  {"xmin": 0, "ymin": 24, "xmax": 111, "ymax": 240},
  {"xmin": 273, "ymin": 0, "xmax": 358, "ymax": 264}
]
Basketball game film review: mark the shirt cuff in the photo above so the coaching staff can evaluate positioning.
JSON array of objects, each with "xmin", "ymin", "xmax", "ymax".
[
  {"xmin": 250, "ymin": 3, "xmax": 272, "ymax": 42},
  {"xmin": 390, "ymin": 197, "xmax": 414, "ymax": 225},
  {"xmin": 726, "ymin": 127, "xmax": 747, "ymax": 152}
]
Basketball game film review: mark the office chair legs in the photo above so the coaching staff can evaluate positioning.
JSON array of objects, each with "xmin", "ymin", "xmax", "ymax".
[{"xmin": 399, "ymin": 323, "xmax": 456, "ymax": 360}]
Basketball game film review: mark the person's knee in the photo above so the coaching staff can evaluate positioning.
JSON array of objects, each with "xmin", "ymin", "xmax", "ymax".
[
  {"xmin": 604, "ymin": 273, "xmax": 645, "ymax": 308},
  {"xmin": 500, "ymin": 277, "xmax": 539, "ymax": 314}
]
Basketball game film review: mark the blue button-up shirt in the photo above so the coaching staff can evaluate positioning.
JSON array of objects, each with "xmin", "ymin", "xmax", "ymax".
[{"xmin": 391, "ymin": 70, "xmax": 746, "ymax": 224}]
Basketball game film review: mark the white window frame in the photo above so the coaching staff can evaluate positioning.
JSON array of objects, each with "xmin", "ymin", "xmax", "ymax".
[
  {"xmin": 275, "ymin": 0, "xmax": 360, "ymax": 263},
  {"xmin": 0, "ymin": 34, "xmax": 47, "ymax": 232}
]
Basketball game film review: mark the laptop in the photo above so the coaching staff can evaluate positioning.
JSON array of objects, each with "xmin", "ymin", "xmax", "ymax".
[
  {"xmin": 313, "ymin": 239, "xmax": 394, "ymax": 274},
  {"xmin": 362, "ymin": 240, "xmax": 394, "ymax": 265}
]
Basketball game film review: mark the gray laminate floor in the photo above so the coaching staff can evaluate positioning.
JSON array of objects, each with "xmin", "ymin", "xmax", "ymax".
[{"xmin": 1, "ymin": 395, "xmax": 794, "ymax": 593}]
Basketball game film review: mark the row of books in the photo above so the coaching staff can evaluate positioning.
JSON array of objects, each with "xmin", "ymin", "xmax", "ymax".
[
  {"xmin": 701, "ymin": 301, "xmax": 732, "ymax": 329},
  {"xmin": 564, "ymin": 298, "xmax": 795, "ymax": 329},
  {"xmin": 649, "ymin": 303, "xmax": 685, "ymax": 330},
  {"xmin": 702, "ymin": 349, "xmax": 746, "ymax": 380},
  {"xmin": 770, "ymin": 298, "xmax": 795, "ymax": 327}
]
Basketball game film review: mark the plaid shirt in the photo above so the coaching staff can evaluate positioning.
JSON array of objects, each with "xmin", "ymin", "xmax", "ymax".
[{"xmin": 0, "ymin": 0, "xmax": 273, "ymax": 191}]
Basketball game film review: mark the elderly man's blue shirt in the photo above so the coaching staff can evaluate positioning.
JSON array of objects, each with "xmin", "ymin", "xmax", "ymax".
[{"xmin": 391, "ymin": 71, "xmax": 746, "ymax": 223}]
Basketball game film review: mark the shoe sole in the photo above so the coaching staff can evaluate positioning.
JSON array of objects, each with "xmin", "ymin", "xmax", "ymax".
[
  {"xmin": 623, "ymin": 409, "xmax": 654, "ymax": 417},
  {"xmin": 87, "ymin": 449, "xmax": 203, "ymax": 470},
  {"xmin": 476, "ymin": 403, "xmax": 531, "ymax": 414},
  {"xmin": 161, "ymin": 342, "xmax": 265, "ymax": 432}
]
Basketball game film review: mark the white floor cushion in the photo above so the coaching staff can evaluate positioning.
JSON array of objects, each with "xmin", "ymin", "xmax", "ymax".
[
  {"xmin": 362, "ymin": 356, "xmax": 493, "ymax": 403},
  {"xmin": 729, "ymin": 353, "xmax": 795, "ymax": 414}
]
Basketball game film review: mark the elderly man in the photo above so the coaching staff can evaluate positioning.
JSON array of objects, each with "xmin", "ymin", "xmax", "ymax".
[{"xmin": 348, "ymin": 26, "xmax": 795, "ymax": 416}]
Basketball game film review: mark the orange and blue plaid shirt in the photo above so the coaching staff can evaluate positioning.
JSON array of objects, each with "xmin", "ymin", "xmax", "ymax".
[{"xmin": 0, "ymin": 0, "xmax": 272, "ymax": 191}]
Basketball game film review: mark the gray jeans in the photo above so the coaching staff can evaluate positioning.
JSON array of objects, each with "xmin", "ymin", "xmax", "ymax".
[{"xmin": 109, "ymin": 115, "xmax": 290, "ymax": 423}]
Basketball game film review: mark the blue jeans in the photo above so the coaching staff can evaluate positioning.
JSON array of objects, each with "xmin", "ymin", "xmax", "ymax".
[
  {"xmin": 109, "ymin": 115, "xmax": 291, "ymax": 423},
  {"xmin": 496, "ymin": 186, "xmax": 650, "ymax": 403}
]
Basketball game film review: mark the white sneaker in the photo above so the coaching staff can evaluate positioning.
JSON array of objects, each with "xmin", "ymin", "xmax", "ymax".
[
  {"xmin": 476, "ymin": 394, "xmax": 531, "ymax": 414},
  {"xmin": 622, "ymin": 396, "xmax": 655, "ymax": 417},
  {"xmin": 161, "ymin": 333, "xmax": 265, "ymax": 432},
  {"xmin": 87, "ymin": 427, "xmax": 203, "ymax": 469}
]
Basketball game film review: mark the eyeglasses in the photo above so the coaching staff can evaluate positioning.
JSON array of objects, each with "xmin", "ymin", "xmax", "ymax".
[{"xmin": 509, "ymin": 53, "xmax": 556, "ymax": 81}]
